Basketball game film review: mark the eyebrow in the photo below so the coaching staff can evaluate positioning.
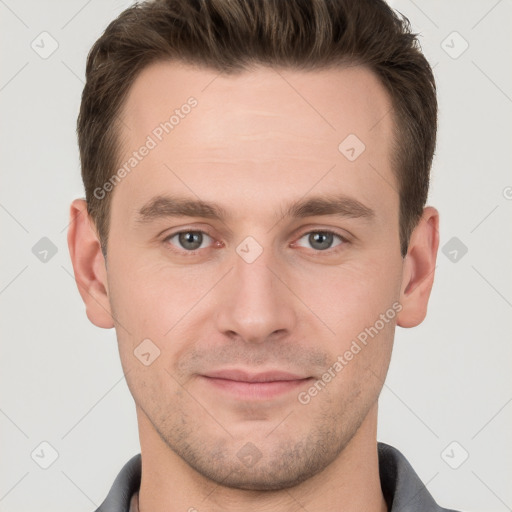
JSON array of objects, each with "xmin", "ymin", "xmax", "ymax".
[{"xmin": 134, "ymin": 193, "xmax": 376, "ymax": 225}]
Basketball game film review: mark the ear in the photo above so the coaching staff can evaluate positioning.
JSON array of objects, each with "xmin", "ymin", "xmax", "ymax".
[
  {"xmin": 67, "ymin": 198, "xmax": 114, "ymax": 329},
  {"xmin": 396, "ymin": 206, "xmax": 440, "ymax": 328}
]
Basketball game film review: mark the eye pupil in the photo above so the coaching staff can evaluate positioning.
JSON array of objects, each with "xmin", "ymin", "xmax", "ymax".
[
  {"xmin": 179, "ymin": 231, "xmax": 203, "ymax": 250},
  {"xmin": 309, "ymin": 232, "xmax": 333, "ymax": 251}
]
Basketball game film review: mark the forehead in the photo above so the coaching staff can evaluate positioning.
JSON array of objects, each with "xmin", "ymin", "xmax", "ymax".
[
  {"xmin": 113, "ymin": 60, "xmax": 397, "ymax": 224},
  {"xmin": 120, "ymin": 60, "xmax": 393, "ymax": 145}
]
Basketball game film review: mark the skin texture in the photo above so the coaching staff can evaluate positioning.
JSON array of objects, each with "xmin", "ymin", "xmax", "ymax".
[{"xmin": 68, "ymin": 61, "xmax": 439, "ymax": 512}]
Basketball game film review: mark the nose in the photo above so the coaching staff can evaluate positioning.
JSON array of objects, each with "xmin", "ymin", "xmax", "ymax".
[{"xmin": 214, "ymin": 242, "xmax": 297, "ymax": 344}]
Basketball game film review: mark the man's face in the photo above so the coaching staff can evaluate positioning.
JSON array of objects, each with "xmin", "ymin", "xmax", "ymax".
[{"xmin": 106, "ymin": 61, "xmax": 404, "ymax": 489}]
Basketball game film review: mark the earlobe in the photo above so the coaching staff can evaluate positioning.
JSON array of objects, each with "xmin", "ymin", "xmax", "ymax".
[
  {"xmin": 67, "ymin": 198, "xmax": 115, "ymax": 329},
  {"xmin": 396, "ymin": 206, "xmax": 440, "ymax": 328}
]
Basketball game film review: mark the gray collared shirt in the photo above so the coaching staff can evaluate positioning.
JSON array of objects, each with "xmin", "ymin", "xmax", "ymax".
[{"xmin": 94, "ymin": 442, "xmax": 461, "ymax": 512}]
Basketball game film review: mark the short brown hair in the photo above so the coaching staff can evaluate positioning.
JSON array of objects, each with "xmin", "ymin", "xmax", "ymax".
[{"xmin": 77, "ymin": 0, "xmax": 437, "ymax": 258}]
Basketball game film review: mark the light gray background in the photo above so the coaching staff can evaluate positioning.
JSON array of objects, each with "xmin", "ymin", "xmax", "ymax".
[{"xmin": 1, "ymin": 1, "xmax": 511, "ymax": 511}]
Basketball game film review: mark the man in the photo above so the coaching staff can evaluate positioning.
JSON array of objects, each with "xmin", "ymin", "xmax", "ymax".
[{"xmin": 67, "ymin": 0, "xmax": 460, "ymax": 511}]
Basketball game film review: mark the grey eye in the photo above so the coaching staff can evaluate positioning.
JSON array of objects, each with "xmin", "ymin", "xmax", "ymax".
[
  {"xmin": 168, "ymin": 231, "xmax": 212, "ymax": 251},
  {"xmin": 295, "ymin": 231, "xmax": 344, "ymax": 251}
]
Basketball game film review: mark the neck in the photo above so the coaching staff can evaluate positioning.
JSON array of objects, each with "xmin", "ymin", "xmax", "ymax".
[{"xmin": 136, "ymin": 403, "xmax": 387, "ymax": 512}]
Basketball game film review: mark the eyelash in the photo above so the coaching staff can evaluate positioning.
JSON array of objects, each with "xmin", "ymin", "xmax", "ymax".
[{"xmin": 162, "ymin": 228, "xmax": 349, "ymax": 256}]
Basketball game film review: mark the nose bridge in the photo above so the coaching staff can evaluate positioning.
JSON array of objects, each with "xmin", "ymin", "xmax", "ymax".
[
  {"xmin": 235, "ymin": 244, "xmax": 277, "ymax": 300},
  {"xmin": 214, "ymin": 237, "xmax": 296, "ymax": 343}
]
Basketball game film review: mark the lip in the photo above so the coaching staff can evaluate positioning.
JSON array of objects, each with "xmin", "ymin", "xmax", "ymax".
[
  {"xmin": 203, "ymin": 369, "xmax": 308, "ymax": 382},
  {"xmin": 199, "ymin": 369, "xmax": 313, "ymax": 400}
]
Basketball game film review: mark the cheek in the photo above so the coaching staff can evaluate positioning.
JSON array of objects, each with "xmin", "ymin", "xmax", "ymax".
[
  {"xmin": 107, "ymin": 257, "xmax": 219, "ymax": 379},
  {"xmin": 292, "ymin": 255, "xmax": 401, "ymax": 341},
  {"xmin": 108, "ymin": 253, "xmax": 210, "ymax": 329}
]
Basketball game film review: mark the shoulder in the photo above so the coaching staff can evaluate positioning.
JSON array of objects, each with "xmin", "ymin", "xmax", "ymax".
[
  {"xmin": 378, "ymin": 442, "xmax": 463, "ymax": 512},
  {"xmin": 94, "ymin": 453, "xmax": 141, "ymax": 512}
]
